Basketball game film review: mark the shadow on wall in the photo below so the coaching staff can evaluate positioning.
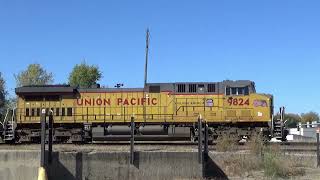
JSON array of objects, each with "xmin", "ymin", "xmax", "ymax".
[
  {"xmin": 203, "ymin": 154, "xmax": 229, "ymax": 180},
  {"xmin": 47, "ymin": 152, "xmax": 82, "ymax": 180},
  {"xmin": 45, "ymin": 151, "xmax": 228, "ymax": 180}
]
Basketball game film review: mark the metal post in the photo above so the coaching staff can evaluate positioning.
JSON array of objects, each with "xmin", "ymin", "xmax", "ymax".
[
  {"xmin": 130, "ymin": 116, "xmax": 135, "ymax": 165},
  {"xmin": 280, "ymin": 107, "xmax": 285, "ymax": 139},
  {"xmin": 203, "ymin": 121, "xmax": 209, "ymax": 178},
  {"xmin": 198, "ymin": 115, "xmax": 202, "ymax": 164},
  {"xmin": 317, "ymin": 130, "xmax": 320, "ymax": 167},
  {"xmin": 204, "ymin": 122, "xmax": 208, "ymax": 155},
  {"xmin": 40, "ymin": 109, "xmax": 46, "ymax": 168},
  {"xmin": 48, "ymin": 111, "xmax": 53, "ymax": 164}
]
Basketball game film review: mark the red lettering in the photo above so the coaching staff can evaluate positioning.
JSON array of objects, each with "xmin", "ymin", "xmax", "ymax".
[
  {"xmin": 77, "ymin": 99, "xmax": 83, "ymax": 106},
  {"xmin": 233, "ymin": 98, "xmax": 238, "ymax": 105},
  {"xmin": 104, "ymin": 99, "xmax": 111, "ymax": 106},
  {"xmin": 227, "ymin": 97, "xmax": 233, "ymax": 106},
  {"xmin": 244, "ymin": 99, "xmax": 250, "ymax": 105},
  {"xmin": 151, "ymin": 98, "xmax": 157, "ymax": 105},
  {"xmin": 117, "ymin": 98, "xmax": 122, "ymax": 105},
  {"xmin": 123, "ymin": 99, "xmax": 129, "ymax": 105},
  {"xmin": 85, "ymin": 99, "xmax": 92, "ymax": 106},
  {"xmin": 131, "ymin": 98, "xmax": 136, "ymax": 105},
  {"xmin": 239, "ymin": 98, "xmax": 244, "ymax": 105},
  {"xmin": 96, "ymin": 98, "xmax": 102, "ymax": 105},
  {"xmin": 141, "ymin": 98, "xmax": 146, "ymax": 105},
  {"xmin": 227, "ymin": 98, "xmax": 250, "ymax": 106}
]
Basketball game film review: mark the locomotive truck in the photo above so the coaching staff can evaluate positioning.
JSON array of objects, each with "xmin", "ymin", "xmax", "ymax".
[{"xmin": 0, "ymin": 80, "xmax": 287, "ymax": 143}]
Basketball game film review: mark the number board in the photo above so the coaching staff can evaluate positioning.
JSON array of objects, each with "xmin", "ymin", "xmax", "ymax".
[{"xmin": 226, "ymin": 97, "xmax": 249, "ymax": 106}]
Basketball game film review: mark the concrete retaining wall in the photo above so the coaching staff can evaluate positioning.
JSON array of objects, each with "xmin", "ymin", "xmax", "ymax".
[{"xmin": 0, "ymin": 150, "xmax": 227, "ymax": 180}]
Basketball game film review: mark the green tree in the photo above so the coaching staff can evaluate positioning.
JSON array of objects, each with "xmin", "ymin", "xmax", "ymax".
[
  {"xmin": 15, "ymin": 64, "xmax": 53, "ymax": 87},
  {"xmin": 5, "ymin": 97, "xmax": 17, "ymax": 109},
  {"xmin": 285, "ymin": 113, "xmax": 302, "ymax": 128},
  {"xmin": 274, "ymin": 112, "xmax": 302, "ymax": 128},
  {"xmin": 0, "ymin": 72, "xmax": 6, "ymax": 112},
  {"xmin": 301, "ymin": 111, "xmax": 319, "ymax": 123},
  {"xmin": 68, "ymin": 62, "xmax": 102, "ymax": 88}
]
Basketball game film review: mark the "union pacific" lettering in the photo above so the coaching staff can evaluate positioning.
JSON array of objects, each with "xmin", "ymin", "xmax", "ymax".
[{"xmin": 76, "ymin": 98, "xmax": 157, "ymax": 106}]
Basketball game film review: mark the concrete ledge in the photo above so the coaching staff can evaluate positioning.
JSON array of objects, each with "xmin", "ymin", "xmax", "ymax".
[{"xmin": 0, "ymin": 150, "xmax": 227, "ymax": 180}]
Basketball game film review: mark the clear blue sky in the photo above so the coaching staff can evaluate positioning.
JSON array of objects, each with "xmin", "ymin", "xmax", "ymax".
[{"xmin": 0, "ymin": 1, "xmax": 319, "ymax": 114}]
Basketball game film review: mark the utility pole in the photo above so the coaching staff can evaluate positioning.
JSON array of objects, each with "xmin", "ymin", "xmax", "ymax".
[
  {"xmin": 143, "ymin": 28, "xmax": 150, "ymax": 122},
  {"xmin": 144, "ymin": 28, "xmax": 150, "ymax": 88}
]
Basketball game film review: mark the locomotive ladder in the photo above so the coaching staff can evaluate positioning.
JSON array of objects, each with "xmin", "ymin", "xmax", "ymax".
[
  {"xmin": 2, "ymin": 108, "xmax": 16, "ymax": 142},
  {"xmin": 272, "ymin": 107, "xmax": 287, "ymax": 140}
]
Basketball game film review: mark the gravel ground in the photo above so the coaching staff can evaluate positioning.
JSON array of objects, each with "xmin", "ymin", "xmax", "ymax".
[
  {"xmin": 0, "ymin": 143, "xmax": 201, "ymax": 152},
  {"xmin": 228, "ymin": 168, "xmax": 320, "ymax": 180}
]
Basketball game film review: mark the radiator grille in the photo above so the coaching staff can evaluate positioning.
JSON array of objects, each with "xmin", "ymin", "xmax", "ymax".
[{"xmin": 226, "ymin": 110, "xmax": 236, "ymax": 117}]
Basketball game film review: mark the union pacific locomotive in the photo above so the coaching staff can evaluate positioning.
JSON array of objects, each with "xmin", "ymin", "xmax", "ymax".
[{"xmin": 0, "ymin": 80, "xmax": 286, "ymax": 143}]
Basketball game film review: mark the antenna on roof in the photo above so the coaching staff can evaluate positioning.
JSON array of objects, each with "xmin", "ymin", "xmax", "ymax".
[{"xmin": 144, "ymin": 28, "xmax": 150, "ymax": 88}]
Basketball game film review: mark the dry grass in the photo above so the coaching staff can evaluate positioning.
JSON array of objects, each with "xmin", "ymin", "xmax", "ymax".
[
  {"xmin": 218, "ymin": 151, "xmax": 306, "ymax": 179},
  {"xmin": 216, "ymin": 135, "xmax": 306, "ymax": 178},
  {"xmin": 219, "ymin": 154, "xmax": 263, "ymax": 177},
  {"xmin": 248, "ymin": 133, "xmax": 265, "ymax": 156},
  {"xmin": 215, "ymin": 134, "xmax": 238, "ymax": 152},
  {"xmin": 263, "ymin": 151, "xmax": 305, "ymax": 178}
]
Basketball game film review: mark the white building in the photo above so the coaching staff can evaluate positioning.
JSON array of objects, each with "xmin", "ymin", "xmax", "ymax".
[{"xmin": 287, "ymin": 121, "xmax": 319, "ymax": 141}]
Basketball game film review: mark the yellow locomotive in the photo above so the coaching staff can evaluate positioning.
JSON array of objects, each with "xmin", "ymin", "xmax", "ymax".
[{"xmin": 1, "ymin": 80, "xmax": 285, "ymax": 143}]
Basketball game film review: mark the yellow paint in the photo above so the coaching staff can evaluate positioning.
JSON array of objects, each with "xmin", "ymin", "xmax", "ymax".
[
  {"xmin": 16, "ymin": 91, "xmax": 271, "ymax": 124},
  {"xmin": 37, "ymin": 166, "xmax": 48, "ymax": 180}
]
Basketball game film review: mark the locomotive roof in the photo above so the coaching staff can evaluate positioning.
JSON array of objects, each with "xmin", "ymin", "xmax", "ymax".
[
  {"xmin": 147, "ymin": 80, "xmax": 253, "ymax": 86},
  {"xmin": 15, "ymin": 85, "xmax": 75, "ymax": 95},
  {"xmin": 15, "ymin": 80, "xmax": 255, "ymax": 95}
]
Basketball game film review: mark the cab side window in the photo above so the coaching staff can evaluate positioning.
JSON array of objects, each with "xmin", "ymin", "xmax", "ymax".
[
  {"xmin": 67, "ymin": 108, "xmax": 72, "ymax": 116},
  {"xmin": 31, "ymin": 108, "xmax": 35, "ymax": 116},
  {"xmin": 61, "ymin": 108, "xmax": 65, "ymax": 116},
  {"xmin": 26, "ymin": 108, "xmax": 30, "ymax": 117},
  {"xmin": 231, "ymin": 88, "xmax": 237, "ymax": 95},
  {"xmin": 36, "ymin": 108, "xmax": 40, "ymax": 116},
  {"xmin": 226, "ymin": 87, "xmax": 231, "ymax": 95},
  {"xmin": 244, "ymin": 86, "xmax": 249, "ymax": 95},
  {"xmin": 238, "ymin": 87, "xmax": 244, "ymax": 95},
  {"xmin": 226, "ymin": 86, "xmax": 250, "ymax": 96},
  {"xmin": 56, "ymin": 108, "xmax": 60, "ymax": 116}
]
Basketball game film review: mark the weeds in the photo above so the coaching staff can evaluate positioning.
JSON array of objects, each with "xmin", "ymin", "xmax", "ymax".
[
  {"xmin": 220, "ymin": 154, "xmax": 262, "ymax": 177},
  {"xmin": 217, "ymin": 133, "xmax": 306, "ymax": 178},
  {"xmin": 263, "ymin": 151, "xmax": 305, "ymax": 178},
  {"xmin": 215, "ymin": 134, "xmax": 238, "ymax": 152},
  {"xmin": 248, "ymin": 133, "xmax": 265, "ymax": 156}
]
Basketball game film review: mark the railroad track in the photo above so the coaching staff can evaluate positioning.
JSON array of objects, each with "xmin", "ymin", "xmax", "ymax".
[
  {"xmin": 0, "ymin": 140, "xmax": 318, "ymax": 153},
  {"xmin": 0, "ymin": 140, "xmax": 317, "ymax": 146}
]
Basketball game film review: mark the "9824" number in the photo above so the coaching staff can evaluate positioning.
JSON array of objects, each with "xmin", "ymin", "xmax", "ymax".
[{"xmin": 227, "ymin": 97, "xmax": 249, "ymax": 106}]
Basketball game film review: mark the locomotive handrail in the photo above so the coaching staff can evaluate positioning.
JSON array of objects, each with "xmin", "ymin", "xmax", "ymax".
[
  {"xmin": 0, "ymin": 108, "xmax": 10, "ymax": 128},
  {"xmin": 11, "ymin": 107, "xmax": 16, "ymax": 128}
]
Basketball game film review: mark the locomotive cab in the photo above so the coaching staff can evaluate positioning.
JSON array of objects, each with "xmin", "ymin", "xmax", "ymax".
[{"xmin": 224, "ymin": 80, "xmax": 256, "ymax": 96}]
